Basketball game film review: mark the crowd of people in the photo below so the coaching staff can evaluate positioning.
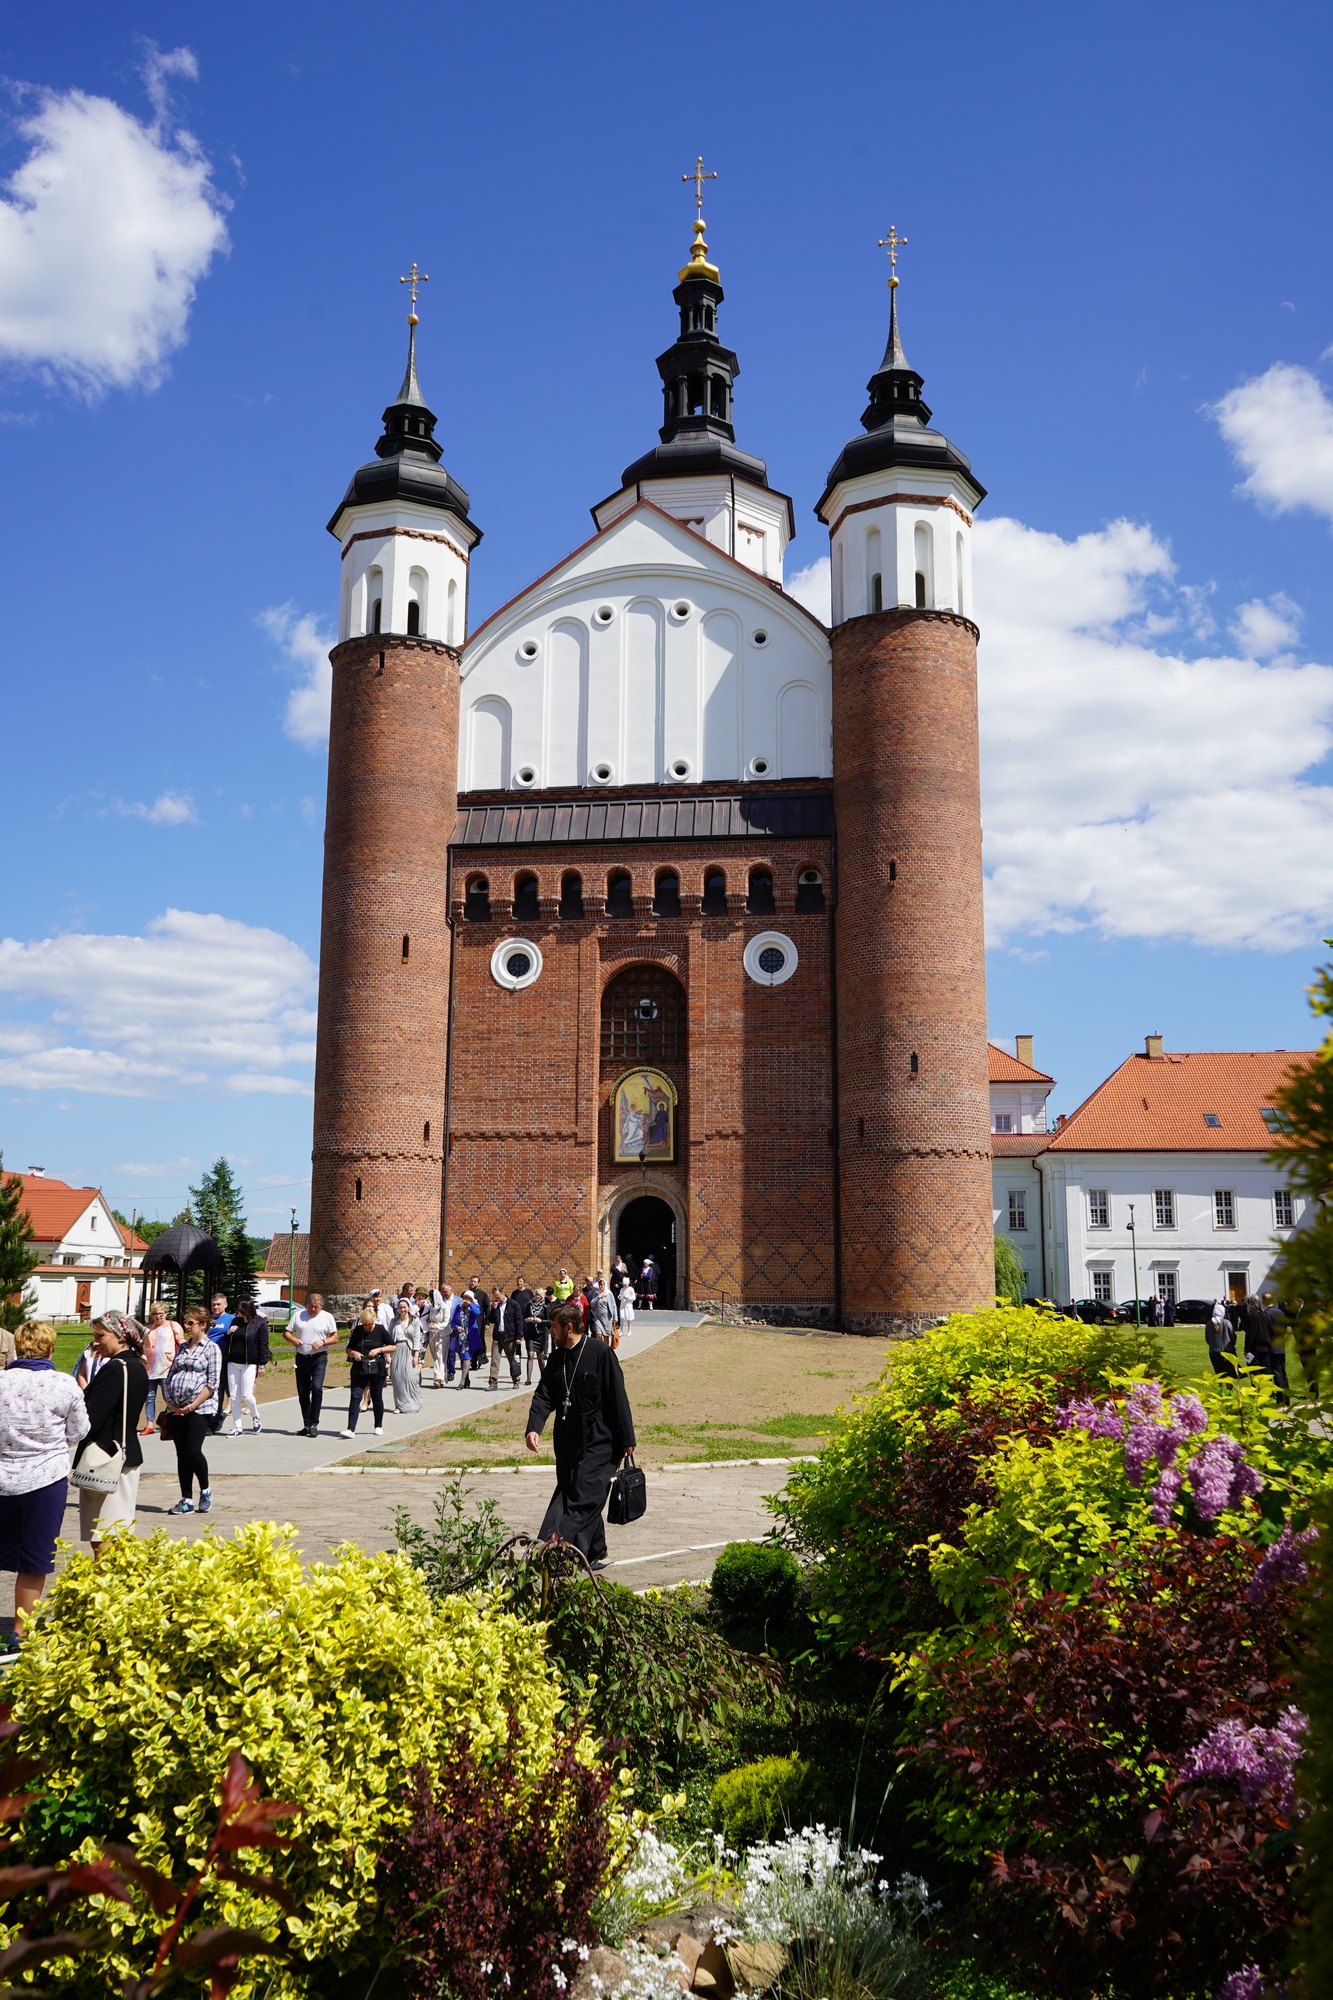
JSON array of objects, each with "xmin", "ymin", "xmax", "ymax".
[{"xmin": 1204, "ymin": 1289, "xmax": 1291, "ymax": 1389}]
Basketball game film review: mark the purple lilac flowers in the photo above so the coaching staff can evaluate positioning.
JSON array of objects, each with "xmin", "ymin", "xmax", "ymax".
[
  {"xmin": 1247, "ymin": 1522, "xmax": 1318, "ymax": 1603},
  {"xmin": 1056, "ymin": 1386, "xmax": 1262, "ymax": 1525},
  {"xmin": 1178, "ymin": 1707, "xmax": 1307, "ymax": 1812},
  {"xmin": 1216, "ymin": 1970, "xmax": 1266, "ymax": 2000},
  {"xmin": 1186, "ymin": 1436, "xmax": 1265, "ymax": 1520}
]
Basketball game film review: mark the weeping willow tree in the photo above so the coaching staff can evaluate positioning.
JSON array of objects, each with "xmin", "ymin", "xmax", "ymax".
[{"xmin": 993, "ymin": 1231, "xmax": 1027, "ymax": 1306}]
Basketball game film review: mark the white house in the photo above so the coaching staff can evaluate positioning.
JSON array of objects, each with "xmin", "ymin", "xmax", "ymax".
[
  {"xmin": 11, "ymin": 1170, "xmax": 146, "ymax": 1323},
  {"xmin": 988, "ymin": 1039, "xmax": 1313, "ymax": 1308}
]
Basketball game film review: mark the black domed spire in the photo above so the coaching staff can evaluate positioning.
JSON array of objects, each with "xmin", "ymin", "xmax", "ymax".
[
  {"xmin": 619, "ymin": 173, "xmax": 770, "ymax": 490},
  {"xmin": 327, "ymin": 281, "xmax": 480, "ymax": 541},
  {"xmin": 816, "ymin": 234, "xmax": 985, "ymax": 517}
]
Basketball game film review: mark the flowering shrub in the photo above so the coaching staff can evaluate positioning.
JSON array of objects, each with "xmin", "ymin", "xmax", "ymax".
[
  {"xmin": 6, "ymin": 1524, "xmax": 574, "ymax": 1996},
  {"xmin": 381, "ymin": 1737, "xmax": 619, "ymax": 2000}
]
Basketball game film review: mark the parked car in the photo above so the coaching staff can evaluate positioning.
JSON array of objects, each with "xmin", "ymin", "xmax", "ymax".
[
  {"xmin": 1174, "ymin": 1299, "xmax": 1217, "ymax": 1325},
  {"xmin": 1116, "ymin": 1300, "xmax": 1156, "ymax": 1325},
  {"xmin": 1071, "ymin": 1297, "xmax": 1120, "ymax": 1325},
  {"xmin": 256, "ymin": 1299, "xmax": 293, "ymax": 1324}
]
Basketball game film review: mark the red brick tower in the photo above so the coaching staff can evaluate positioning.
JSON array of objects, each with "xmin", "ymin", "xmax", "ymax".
[
  {"xmin": 309, "ymin": 306, "xmax": 481, "ymax": 1308},
  {"xmin": 817, "ymin": 253, "xmax": 993, "ymax": 1330}
]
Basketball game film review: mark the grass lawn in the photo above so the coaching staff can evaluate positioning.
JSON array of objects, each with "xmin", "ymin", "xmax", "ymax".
[
  {"xmin": 1158, "ymin": 1321, "xmax": 1308, "ymax": 1393},
  {"xmin": 343, "ymin": 1321, "xmax": 892, "ymax": 1470}
]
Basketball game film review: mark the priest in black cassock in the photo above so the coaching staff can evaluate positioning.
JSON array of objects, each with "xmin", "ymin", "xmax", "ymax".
[{"xmin": 525, "ymin": 1301, "xmax": 636, "ymax": 1564}]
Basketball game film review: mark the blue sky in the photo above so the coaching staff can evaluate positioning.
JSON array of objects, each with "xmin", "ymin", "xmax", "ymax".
[{"xmin": 1, "ymin": 0, "xmax": 1331, "ymax": 1230}]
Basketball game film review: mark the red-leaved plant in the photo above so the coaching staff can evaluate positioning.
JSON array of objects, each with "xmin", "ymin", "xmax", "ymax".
[
  {"xmin": 381, "ymin": 1735, "xmax": 618, "ymax": 2000},
  {"xmin": 902, "ymin": 1535, "xmax": 1308, "ymax": 1998},
  {"xmin": 0, "ymin": 1704, "xmax": 301, "ymax": 1999}
]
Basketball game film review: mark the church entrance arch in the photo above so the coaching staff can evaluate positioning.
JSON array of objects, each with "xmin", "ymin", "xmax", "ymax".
[{"xmin": 601, "ymin": 1188, "xmax": 684, "ymax": 1311}]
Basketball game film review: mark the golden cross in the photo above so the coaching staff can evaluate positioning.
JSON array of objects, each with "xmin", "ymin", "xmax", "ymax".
[
  {"xmin": 682, "ymin": 155, "xmax": 718, "ymax": 217},
  {"xmin": 399, "ymin": 262, "xmax": 429, "ymax": 323},
  {"xmin": 877, "ymin": 225, "xmax": 908, "ymax": 287}
]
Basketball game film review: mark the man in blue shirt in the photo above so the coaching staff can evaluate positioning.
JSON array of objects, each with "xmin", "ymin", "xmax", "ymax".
[{"xmin": 207, "ymin": 1292, "xmax": 234, "ymax": 1433}]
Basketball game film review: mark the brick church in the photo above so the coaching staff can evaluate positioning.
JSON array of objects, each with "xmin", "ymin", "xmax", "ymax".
[{"xmin": 309, "ymin": 205, "xmax": 994, "ymax": 1331}]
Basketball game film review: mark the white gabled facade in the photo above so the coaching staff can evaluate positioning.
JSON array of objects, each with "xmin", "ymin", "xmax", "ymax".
[
  {"xmin": 592, "ymin": 474, "xmax": 792, "ymax": 584},
  {"xmin": 13, "ymin": 1171, "xmax": 145, "ymax": 1324},
  {"xmin": 334, "ymin": 504, "xmax": 473, "ymax": 647},
  {"xmin": 824, "ymin": 480, "xmax": 974, "ymax": 625},
  {"xmin": 458, "ymin": 502, "xmax": 831, "ymax": 794}
]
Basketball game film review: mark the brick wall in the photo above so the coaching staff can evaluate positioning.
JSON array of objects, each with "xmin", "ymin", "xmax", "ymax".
[
  {"xmin": 830, "ymin": 608, "xmax": 993, "ymax": 1328},
  {"xmin": 442, "ymin": 841, "xmax": 837, "ymax": 1311},
  {"xmin": 309, "ymin": 633, "xmax": 460, "ymax": 1297}
]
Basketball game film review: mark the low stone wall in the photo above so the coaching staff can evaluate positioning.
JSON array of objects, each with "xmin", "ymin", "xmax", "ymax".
[{"xmin": 691, "ymin": 1299, "xmax": 949, "ymax": 1338}]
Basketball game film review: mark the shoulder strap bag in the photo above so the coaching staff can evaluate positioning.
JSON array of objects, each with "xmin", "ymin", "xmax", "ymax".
[
  {"xmin": 608, "ymin": 1449, "xmax": 647, "ymax": 1526},
  {"xmin": 71, "ymin": 1359, "xmax": 128, "ymax": 1494}
]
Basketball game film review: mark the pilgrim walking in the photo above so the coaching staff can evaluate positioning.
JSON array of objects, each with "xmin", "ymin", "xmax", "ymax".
[{"xmin": 524, "ymin": 1300, "xmax": 636, "ymax": 1566}]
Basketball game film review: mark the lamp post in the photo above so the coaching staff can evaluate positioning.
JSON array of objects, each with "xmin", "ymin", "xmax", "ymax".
[
  {"xmin": 1128, "ymin": 1202, "xmax": 1141, "ymax": 1326},
  {"xmin": 288, "ymin": 1208, "xmax": 298, "ymax": 1326}
]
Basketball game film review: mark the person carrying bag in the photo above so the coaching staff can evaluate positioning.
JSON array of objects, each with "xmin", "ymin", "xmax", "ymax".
[
  {"xmin": 71, "ymin": 1312, "xmax": 149, "ymax": 1551},
  {"xmin": 607, "ymin": 1449, "xmax": 646, "ymax": 1524}
]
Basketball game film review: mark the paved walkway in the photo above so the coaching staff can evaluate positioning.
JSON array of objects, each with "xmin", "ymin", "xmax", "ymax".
[{"xmin": 138, "ymin": 1310, "xmax": 704, "ymax": 1478}]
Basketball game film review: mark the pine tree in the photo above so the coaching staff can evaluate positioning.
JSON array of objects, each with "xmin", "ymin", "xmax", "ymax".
[
  {"xmin": 186, "ymin": 1159, "xmax": 246, "ymax": 1244},
  {"xmin": 226, "ymin": 1221, "xmax": 258, "ymax": 1316},
  {"xmin": 0, "ymin": 1155, "xmax": 39, "ymax": 1333}
]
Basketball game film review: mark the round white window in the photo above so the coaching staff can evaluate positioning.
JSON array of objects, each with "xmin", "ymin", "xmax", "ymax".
[
  {"xmin": 667, "ymin": 756, "xmax": 692, "ymax": 781},
  {"xmin": 593, "ymin": 604, "xmax": 615, "ymax": 625},
  {"xmin": 514, "ymin": 765, "xmax": 537, "ymax": 788},
  {"xmin": 490, "ymin": 937, "xmax": 543, "ymax": 991},
  {"xmin": 747, "ymin": 754, "xmax": 772, "ymax": 778},
  {"xmin": 743, "ymin": 931, "xmax": 799, "ymax": 987},
  {"xmin": 518, "ymin": 638, "xmax": 540, "ymax": 661},
  {"xmin": 590, "ymin": 761, "xmax": 614, "ymax": 785}
]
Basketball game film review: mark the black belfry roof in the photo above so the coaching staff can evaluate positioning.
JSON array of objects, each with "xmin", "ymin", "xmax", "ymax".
[
  {"xmin": 328, "ymin": 320, "xmax": 481, "ymax": 541},
  {"xmin": 816, "ymin": 284, "xmax": 985, "ymax": 516}
]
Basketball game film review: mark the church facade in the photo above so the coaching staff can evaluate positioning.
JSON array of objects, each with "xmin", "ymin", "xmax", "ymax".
[{"xmin": 309, "ymin": 211, "xmax": 994, "ymax": 1331}]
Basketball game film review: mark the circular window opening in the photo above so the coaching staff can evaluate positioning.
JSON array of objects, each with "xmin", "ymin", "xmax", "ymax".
[
  {"xmin": 635, "ymin": 997, "xmax": 659, "ymax": 1022},
  {"xmin": 672, "ymin": 601, "xmax": 691, "ymax": 620},
  {"xmin": 799, "ymin": 868, "xmax": 821, "ymax": 884},
  {"xmin": 592, "ymin": 762, "xmax": 613, "ymax": 784},
  {"xmin": 519, "ymin": 639, "xmax": 539, "ymax": 660},
  {"xmin": 749, "ymin": 756, "xmax": 770, "ymax": 777},
  {"xmin": 515, "ymin": 766, "xmax": 537, "ymax": 787},
  {"xmin": 505, "ymin": 950, "xmax": 532, "ymax": 979},
  {"xmin": 594, "ymin": 605, "xmax": 615, "ymax": 625},
  {"xmin": 490, "ymin": 937, "xmax": 543, "ymax": 991},
  {"xmin": 743, "ymin": 930, "xmax": 799, "ymax": 987},
  {"xmin": 758, "ymin": 946, "xmax": 786, "ymax": 974},
  {"xmin": 752, "ymin": 629, "xmax": 769, "ymax": 646},
  {"xmin": 669, "ymin": 758, "xmax": 691, "ymax": 780}
]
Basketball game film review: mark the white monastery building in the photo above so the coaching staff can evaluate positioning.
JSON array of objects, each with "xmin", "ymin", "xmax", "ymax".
[
  {"xmin": 989, "ymin": 1039, "xmax": 1314, "ymax": 1309},
  {"xmin": 11, "ymin": 1171, "xmax": 147, "ymax": 1323}
]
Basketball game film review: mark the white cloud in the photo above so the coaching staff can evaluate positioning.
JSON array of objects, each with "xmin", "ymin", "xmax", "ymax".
[
  {"xmin": 1231, "ymin": 594, "xmax": 1302, "ymax": 659},
  {"xmin": 1211, "ymin": 362, "xmax": 1333, "ymax": 526},
  {"xmin": 973, "ymin": 516, "xmax": 1333, "ymax": 950},
  {"xmin": 260, "ymin": 604, "xmax": 334, "ymax": 750},
  {"xmin": 0, "ymin": 52, "xmax": 228, "ymax": 396},
  {"xmin": 114, "ymin": 1156, "xmax": 197, "ymax": 1177},
  {"xmin": 0, "ymin": 909, "xmax": 316, "ymax": 1098},
  {"xmin": 115, "ymin": 790, "xmax": 196, "ymax": 826},
  {"xmin": 786, "ymin": 556, "xmax": 831, "ymax": 624}
]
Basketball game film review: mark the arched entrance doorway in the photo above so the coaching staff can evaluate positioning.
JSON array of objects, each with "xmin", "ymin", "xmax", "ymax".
[{"xmin": 617, "ymin": 1194, "xmax": 678, "ymax": 1309}]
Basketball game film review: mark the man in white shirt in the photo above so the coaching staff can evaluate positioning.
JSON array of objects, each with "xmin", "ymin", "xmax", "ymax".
[{"xmin": 284, "ymin": 1292, "xmax": 340, "ymax": 1437}]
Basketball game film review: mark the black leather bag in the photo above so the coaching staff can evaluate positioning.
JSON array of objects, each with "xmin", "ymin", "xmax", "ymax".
[{"xmin": 608, "ymin": 1451, "xmax": 646, "ymax": 1525}]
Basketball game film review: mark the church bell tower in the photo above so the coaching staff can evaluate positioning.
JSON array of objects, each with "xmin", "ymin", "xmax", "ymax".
[
  {"xmin": 308, "ymin": 275, "xmax": 482, "ymax": 1307},
  {"xmin": 818, "ymin": 233, "xmax": 993, "ymax": 1330}
]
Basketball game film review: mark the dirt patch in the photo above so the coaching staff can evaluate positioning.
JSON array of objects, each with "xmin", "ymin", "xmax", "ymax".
[{"xmin": 342, "ymin": 1322, "xmax": 892, "ymax": 1470}]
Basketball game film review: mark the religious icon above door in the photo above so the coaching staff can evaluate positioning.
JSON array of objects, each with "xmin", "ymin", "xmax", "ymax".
[{"xmin": 612, "ymin": 1067, "xmax": 678, "ymax": 1164}]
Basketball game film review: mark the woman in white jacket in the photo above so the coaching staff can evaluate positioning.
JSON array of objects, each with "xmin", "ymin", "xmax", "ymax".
[{"xmin": 0, "ymin": 1322, "xmax": 89, "ymax": 1652}]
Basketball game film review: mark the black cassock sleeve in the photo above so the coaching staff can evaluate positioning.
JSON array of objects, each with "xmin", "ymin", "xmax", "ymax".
[{"xmin": 603, "ymin": 1344, "xmax": 636, "ymax": 1455}]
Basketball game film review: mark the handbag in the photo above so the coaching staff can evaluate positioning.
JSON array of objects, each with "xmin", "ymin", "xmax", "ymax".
[
  {"xmin": 156, "ymin": 1407, "xmax": 179, "ymax": 1441},
  {"xmin": 608, "ymin": 1450, "xmax": 646, "ymax": 1526},
  {"xmin": 70, "ymin": 1360, "xmax": 128, "ymax": 1495}
]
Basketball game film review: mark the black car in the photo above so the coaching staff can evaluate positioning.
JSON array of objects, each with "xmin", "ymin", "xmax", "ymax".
[
  {"xmin": 1115, "ymin": 1300, "xmax": 1157, "ymax": 1325},
  {"xmin": 1174, "ymin": 1299, "xmax": 1216, "ymax": 1325},
  {"xmin": 1071, "ymin": 1297, "xmax": 1120, "ymax": 1325}
]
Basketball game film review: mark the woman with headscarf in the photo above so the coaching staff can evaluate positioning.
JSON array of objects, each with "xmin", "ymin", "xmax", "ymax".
[
  {"xmin": 0, "ymin": 1321, "xmax": 89, "ymax": 1653},
  {"xmin": 390, "ymin": 1296, "xmax": 423, "ymax": 1414},
  {"xmin": 73, "ymin": 1312, "xmax": 149, "ymax": 1553}
]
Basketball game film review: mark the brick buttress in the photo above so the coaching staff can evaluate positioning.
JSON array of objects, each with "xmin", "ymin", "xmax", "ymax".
[
  {"xmin": 309, "ymin": 632, "xmax": 459, "ymax": 1298},
  {"xmin": 831, "ymin": 607, "xmax": 993, "ymax": 1330}
]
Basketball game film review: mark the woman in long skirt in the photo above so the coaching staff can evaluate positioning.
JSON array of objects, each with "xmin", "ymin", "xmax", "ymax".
[
  {"xmin": 617, "ymin": 1278, "xmax": 636, "ymax": 1343},
  {"xmin": 390, "ymin": 1300, "xmax": 423, "ymax": 1414}
]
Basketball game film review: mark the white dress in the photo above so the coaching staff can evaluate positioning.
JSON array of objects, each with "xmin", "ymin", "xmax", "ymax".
[{"xmin": 618, "ymin": 1283, "xmax": 636, "ymax": 1335}]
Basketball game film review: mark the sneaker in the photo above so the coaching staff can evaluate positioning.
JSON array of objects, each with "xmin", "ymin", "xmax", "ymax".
[
  {"xmin": 168, "ymin": 1499, "xmax": 194, "ymax": 1515},
  {"xmin": 340, "ymin": 1428, "xmax": 355, "ymax": 1438},
  {"xmin": 373, "ymin": 1427, "xmax": 384, "ymax": 1437},
  {"xmin": 228, "ymin": 1428, "xmax": 243, "ymax": 1438},
  {"xmin": 252, "ymin": 1420, "xmax": 263, "ymax": 1434},
  {"xmin": 198, "ymin": 1490, "xmax": 213, "ymax": 1514}
]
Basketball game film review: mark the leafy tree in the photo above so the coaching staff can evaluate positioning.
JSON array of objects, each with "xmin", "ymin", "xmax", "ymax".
[
  {"xmin": 136, "ymin": 1219, "xmax": 171, "ymax": 1246},
  {"xmin": 186, "ymin": 1159, "xmax": 246, "ymax": 1245},
  {"xmin": 0, "ymin": 1156, "xmax": 38, "ymax": 1332},
  {"xmin": 1271, "ymin": 936, "xmax": 1333, "ymax": 1379},
  {"xmin": 225, "ymin": 1220, "xmax": 259, "ymax": 1315},
  {"xmin": 994, "ymin": 1231, "xmax": 1028, "ymax": 1305}
]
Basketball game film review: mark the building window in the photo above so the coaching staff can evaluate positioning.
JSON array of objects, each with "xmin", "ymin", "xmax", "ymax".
[
  {"xmin": 1215, "ymin": 1189, "xmax": 1236, "ymax": 1229},
  {"xmin": 1008, "ymin": 1190, "xmax": 1027, "ymax": 1233},
  {"xmin": 605, "ymin": 871, "xmax": 634, "ymax": 918},
  {"xmin": 1089, "ymin": 1189, "xmax": 1110, "ymax": 1229},
  {"xmin": 653, "ymin": 871, "xmax": 681, "ymax": 918},
  {"xmin": 559, "ymin": 871, "xmax": 584, "ymax": 920},
  {"xmin": 1156, "ymin": 1269, "xmax": 1178, "ymax": 1303},
  {"xmin": 90, "ymin": 1214, "xmax": 97, "ymax": 1232},
  {"xmin": 1091, "ymin": 1269, "xmax": 1114, "ymax": 1304},
  {"xmin": 601, "ymin": 963, "xmax": 685, "ymax": 1064},
  {"xmin": 1204, "ymin": 1112, "xmax": 1222, "ymax": 1129},
  {"xmin": 464, "ymin": 876, "xmax": 491, "ymax": 923},
  {"xmin": 993, "ymin": 1113, "xmax": 1013, "ymax": 1134},
  {"xmin": 1153, "ymin": 1188, "xmax": 1175, "ymax": 1229},
  {"xmin": 701, "ymin": 870, "xmax": 727, "ymax": 915},
  {"xmin": 746, "ymin": 869, "xmax": 775, "ymax": 916},
  {"xmin": 512, "ymin": 875, "xmax": 540, "ymax": 921},
  {"xmin": 1275, "ymin": 1189, "xmax": 1295, "ymax": 1228},
  {"xmin": 794, "ymin": 868, "xmax": 825, "ymax": 914},
  {"xmin": 355, "ymin": 1178, "xmax": 362, "ymax": 1202}
]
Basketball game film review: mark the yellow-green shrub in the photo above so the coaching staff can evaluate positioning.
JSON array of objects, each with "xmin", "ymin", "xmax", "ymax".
[{"xmin": 8, "ymin": 1523, "xmax": 574, "ymax": 1997}]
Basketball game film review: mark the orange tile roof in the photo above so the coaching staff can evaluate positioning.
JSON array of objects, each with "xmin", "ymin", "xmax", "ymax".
[
  {"xmin": 992, "ymin": 1134, "xmax": 1049, "ymax": 1158},
  {"xmin": 117, "ymin": 1220, "xmax": 149, "ymax": 1253},
  {"xmin": 5, "ymin": 1174, "xmax": 102, "ymax": 1244},
  {"xmin": 989, "ymin": 1042, "xmax": 1054, "ymax": 1084},
  {"xmin": 263, "ymin": 1233, "xmax": 309, "ymax": 1285},
  {"xmin": 1047, "ymin": 1049, "xmax": 1316, "ymax": 1154}
]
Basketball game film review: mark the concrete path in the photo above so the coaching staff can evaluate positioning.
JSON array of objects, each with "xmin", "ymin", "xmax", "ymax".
[{"xmin": 137, "ymin": 1311, "xmax": 705, "ymax": 1479}]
